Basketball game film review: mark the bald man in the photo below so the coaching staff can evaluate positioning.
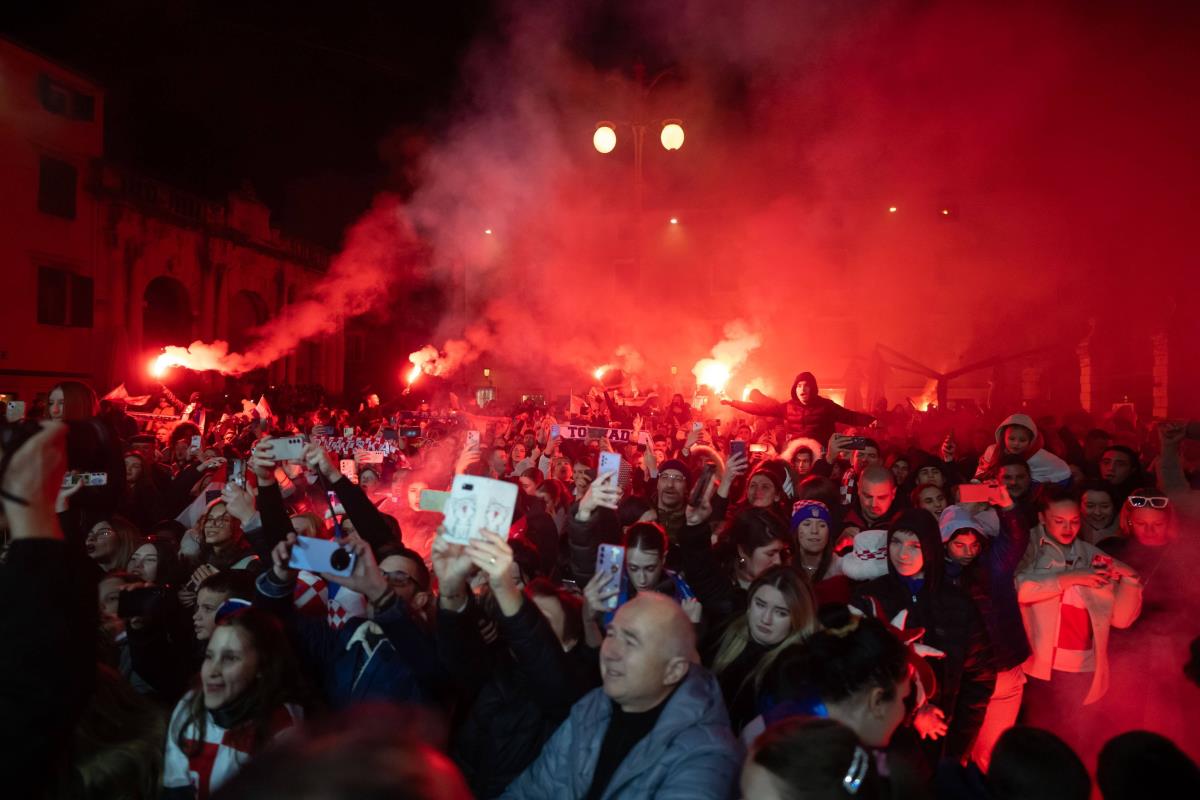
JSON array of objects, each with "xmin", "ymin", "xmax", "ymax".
[
  {"xmin": 840, "ymin": 465, "xmax": 902, "ymax": 541},
  {"xmin": 501, "ymin": 593, "xmax": 740, "ymax": 799}
]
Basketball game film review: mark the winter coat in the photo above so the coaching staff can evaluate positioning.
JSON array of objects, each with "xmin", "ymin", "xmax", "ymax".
[
  {"xmin": 499, "ymin": 666, "xmax": 741, "ymax": 800},
  {"xmin": 852, "ymin": 510, "xmax": 996, "ymax": 763},
  {"xmin": 441, "ymin": 595, "xmax": 599, "ymax": 798},
  {"xmin": 1015, "ymin": 529, "xmax": 1142, "ymax": 704},
  {"xmin": 974, "ymin": 413, "xmax": 1071, "ymax": 485},
  {"xmin": 944, "ymin": 508, "xmax": 1031, "ymax": 671},
  {"xmin": 726, "ymin": 372, "xmax": 874, "ymax": 444}
]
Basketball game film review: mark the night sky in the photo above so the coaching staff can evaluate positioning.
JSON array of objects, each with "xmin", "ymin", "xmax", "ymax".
[{"xmin": 3, "ymin": 0, "xmax": 495, "ymax": 246}]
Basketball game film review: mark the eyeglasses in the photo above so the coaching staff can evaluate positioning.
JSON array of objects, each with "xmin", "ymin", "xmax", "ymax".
[
  {"xmin": 1127, "ymin": 495, "xmax": 1169, "ymax": 509},
  {"xmin": 203, "ymin": 516, "xmax": 230, "ymax": 528},
  {"xmin": 383, "ymin": 571, "xmax": 414, "ymax": 588},
  {"xmin": 86, "ymin": 528, "xmax": 114, "ymax": 541}
]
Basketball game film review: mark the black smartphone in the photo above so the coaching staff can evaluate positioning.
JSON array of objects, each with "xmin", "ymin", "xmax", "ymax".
[
  {"xmin": 842, "ymin": 436, "xmax": 871, "ymax": 451},
  {"xmin": 689, "ymin": 464, "xmax": 716, "ymax": 507},
  {"xmin": 730, "ymin": 440, "xmax": 747, "ymax": 460},
  {"xmin": 117, "ymin": 586, "xmax": 167, "ymax": 619}
]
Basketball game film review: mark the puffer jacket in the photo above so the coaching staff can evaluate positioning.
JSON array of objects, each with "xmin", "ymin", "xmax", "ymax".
[
  {"xmin": 725, "ymin": 372, "xmax": 874, "ymax": 444},
  {"xmin": 500, "ymin": 666, "xmax": 741, "ymax": 800}
]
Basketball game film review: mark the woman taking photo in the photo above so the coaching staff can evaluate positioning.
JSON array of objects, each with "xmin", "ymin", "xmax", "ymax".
[
  {"xmin": 162, "ymin": 607, "xmax": 303, "ymax": 799},
  {"xmin": 707, "ymin": 566, "xmax": 817, "ymax": 732}
]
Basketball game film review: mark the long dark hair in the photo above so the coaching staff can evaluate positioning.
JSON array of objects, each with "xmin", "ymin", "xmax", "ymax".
[{"xmin": 178, "ymin": 608, "xmax": 300, "ymax": 757}]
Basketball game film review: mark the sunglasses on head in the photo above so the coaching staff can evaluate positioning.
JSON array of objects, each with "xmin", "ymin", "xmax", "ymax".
[{"xmin": 1127, "ymin": 495, "xmax": 1169, "ymax": 509}]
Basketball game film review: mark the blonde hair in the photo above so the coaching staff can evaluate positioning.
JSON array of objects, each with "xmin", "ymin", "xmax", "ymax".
[{"xmin": 712, "ymin": 566, "xmax": 818, "ymax": 693}]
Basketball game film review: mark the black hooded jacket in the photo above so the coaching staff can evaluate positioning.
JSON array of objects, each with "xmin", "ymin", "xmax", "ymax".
[
  {"xmin": 726, "ymin": 372, "xmax": 874, "ymax": 444},
  {"xmin": 851, "ymin": 509, "xmax": 996, "ymax": 764}
]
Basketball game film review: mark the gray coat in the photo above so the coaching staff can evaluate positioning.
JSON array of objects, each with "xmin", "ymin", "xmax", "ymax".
[{"xmin": 501, "ymin": 666, "xmax": 741, "ymax": 800}]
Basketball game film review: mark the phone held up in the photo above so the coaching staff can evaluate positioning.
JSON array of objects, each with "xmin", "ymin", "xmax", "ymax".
[
  {"xmin": 440, "ymin": 474, "xmax": 519, "ymax": 545},
  {"xmin": 595, "ymin": 544, "xmax": 625, "ymax": 610}
]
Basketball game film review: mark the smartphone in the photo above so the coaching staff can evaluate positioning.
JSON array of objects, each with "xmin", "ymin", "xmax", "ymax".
[
  {"xmin": 61, "ymin": 472, "xmax": 109, "ymax": 489},
  {"xmin": 598, "ymin": 451, "xmax": 621, "ymax": 477},
  {"xmin": 730, "ymin": 440, "xmax": 747, "ymax": 460},
  {"xmin": 466, "ymin": 430, "xmax": 481, "ymax": 450},
  {"xmin": 957, "ymin": 483, "xmax": 992, "ymax": 503},
  {"xmin": 689, "ymin": 464, "xmax": 716, "ymax": 507},
  {"xmin": 230, "ymin": 458, "xmax": 247, "ymax": 489},
  {"xmin": 339, "ymin": 459, "xmax": 359, "ymax": 484},
  {"xmin": 343, "ymin": 427, "xmax": 355, "ymax": 437},
  {"xmin": 595, "ymin": 544, "xmax": 626, "ymax": 610},
  {"xmin": 841, "ymin": 436, "xmax": 870, "ymax": 451},
  {"xmin": 419, "ymin": 489, "xmax": 450, "ymax": 512},
  {"xmin": 288, "ymin": 535, "xmax": 356, "ymax": 577},
  {"xmin": 268, "ymin": 435, "xmax": 307, "ymax": 462},
  {"xmin": 749, "ymin": 443, "xmax": 768, "ymax": 454},
  {"xmin": 550, "ymin": 424, "xmax": 560, "ymax": 440},
  {"xmin": 117, "ymin": 586, "xmax": 167, "ymax": 619},
  {"xmin": 441, "ymin": 474, "xmax": 520, "ymax": 545},
  {"xmin": 357, "ymin": 451, "xmax": 385, "ymax": 464},
  {"xmin": 5, "ymin": 401, "xmax": 25, "ymax": 422},
  {"xmin": 190, "ymin": 435, "xmax": 202, "ymax": 451},
  {"xmin": 401, "ymin": 426, "xmax": 422, "ymax": 438},
  {"xmin": 382, "ymin": 428, "xmax": 399, "ymax": 442}
]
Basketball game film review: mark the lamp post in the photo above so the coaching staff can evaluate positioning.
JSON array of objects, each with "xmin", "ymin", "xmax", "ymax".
[{"xmin": 593, "ymin": 64, "xmax": 684, "ymax": 270}]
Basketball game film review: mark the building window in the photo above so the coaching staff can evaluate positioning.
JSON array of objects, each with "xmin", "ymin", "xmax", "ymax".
[
  {"xmin": 38, "ymin": 157, "xmax": 77, "ymax": 219},
  {"xmin": 37, "ymin": 267, "xmax": 93, "ymax": 327},
  {"xmin": 37, "ymin": 74, "xmax": 94, "ymax": 121}
]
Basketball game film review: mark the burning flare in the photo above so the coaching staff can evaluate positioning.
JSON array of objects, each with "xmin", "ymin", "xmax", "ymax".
[
  {"xmin": 593, "ymin": 364, "xmax": 614, "ymax": 381},
  {"xmin": 694, "ymin": 360, "xmax": 732, "ymax": 394},
  {"xmin": 691, "ymin": 319, "xmax": 762, "ymax": 396}
]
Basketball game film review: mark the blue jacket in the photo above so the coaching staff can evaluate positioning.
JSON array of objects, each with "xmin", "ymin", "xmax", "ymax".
[
  {"xmin": 500, "ymin": 666, "xmax": 741, "ymax": 800},
  {"xmin": 255, "ymin": 572, "xmax": 439, "ymax": 708}
]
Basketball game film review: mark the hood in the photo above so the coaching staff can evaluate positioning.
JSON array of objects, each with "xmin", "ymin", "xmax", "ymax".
[
  {"xmin": 994, "ymin": 413, "xmax": 1046, "ymax": 456},
  {"xmin": 938, "ymin": 504, "xmax": 984, "ymax": 543},
  {"xmin": 790, "ymin": 372, "xmax": 818, "ymax": 403},
  {"xmin": 887, "ymin": 509, "xmax": 946, "ymax": 591}
]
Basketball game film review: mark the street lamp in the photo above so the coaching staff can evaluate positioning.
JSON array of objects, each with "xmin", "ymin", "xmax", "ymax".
[
  {"xmin": 592, "ymin": 66, "xmax": 684, "ymax": 275},
  {"xmin": 593, "ymin": 123, "xmax": 617, "ymax": 154},
  {"xmin": 660, "ymin": 120, "xmax": 685, "ymax": 151}
]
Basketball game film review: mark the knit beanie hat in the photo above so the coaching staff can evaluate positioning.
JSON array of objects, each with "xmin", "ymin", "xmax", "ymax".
[
  {"xmin": 791, "ymin": 499, "xmax": 832, "ymax": 530},
  {"xmin": 750, "ymin": 459, "xmax": 789, "ymax": 499},
  {"xmin": 659, "ymin": 459, "xmax": 691, "ymax": 483}
]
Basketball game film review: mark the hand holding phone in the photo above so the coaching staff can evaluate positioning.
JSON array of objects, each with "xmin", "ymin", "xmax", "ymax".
[
  {"xmin": 288, "ymin": 535, "xmax": 356, "ymax": 577},
  {"xmin": 268, "ymin": 435, "xmax": 307, "ymax": 462},
  {"xmin": 598, "ymin": 451, "xmax": 621, "ymax": 478},
  {"xmin": 441, "ymin": 475, "xmax": 519, "ymax": 545},
  {"xmin": 594, "ymin": 544, "xmax": 625, "ymax": 610},
  {"xmin": 957, "ymin": 483, "xmax": 992, "ymax": 504}
]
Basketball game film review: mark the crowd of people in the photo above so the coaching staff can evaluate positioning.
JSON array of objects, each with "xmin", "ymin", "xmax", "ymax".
[{"xmin": 2, "ymin": 371, "xmax": 1199, "ymax": 799}]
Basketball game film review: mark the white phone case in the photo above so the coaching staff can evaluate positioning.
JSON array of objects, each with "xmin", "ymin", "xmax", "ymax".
[
  {"xmin": 598, "ymin": 451, "xmax": 621, "ymax": 477},
  {"xmin": 270, "ymin": 435, "xmax": 307, "ymax": 462},
  {"xmin": 441, "ymin": 474, "xmax": 519, "ymax": 545},
  {"xmin": 288, "ymin": 535, "xmax": 356, "ymax": 577}
]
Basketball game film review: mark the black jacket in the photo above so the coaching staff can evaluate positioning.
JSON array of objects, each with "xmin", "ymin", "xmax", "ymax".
[
  {"xmin": 852, "ymin": 510, "xmax": 995, "ymax": 764},
  {"xmin": 945, "ymin": 509, "xmax": 1031, "ymax": 672},
  {"xmin": 0, "ymin": 539, "xmax": 98, "ymax": 789},
  {"xmin": 439, "ymin": 595, "xmax": 598, "ymax": 798}
]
